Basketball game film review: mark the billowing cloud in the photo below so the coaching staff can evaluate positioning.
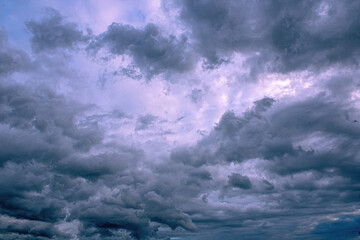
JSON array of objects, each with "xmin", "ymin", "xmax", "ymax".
[
  {"xmin": 26, "ymin": 8, "xmax": 88, "ymax": 53},
  {"xmin": 173, "ymin": 0, "xmax": 360, "ymax": 75},
  {"xmin": 88, "ymin": 22, "xmax": 195, "ymax": 79},
  {"xmin": 227, "ymin": 173, "xmax": 252, "ymax": 189},
  {"xmin": 1, "ymin": 1, "xmax": 360, "ymax": 240},
  {"xmin": 0, "ymin": 77, "xmax": 198, "ymax": 238}
]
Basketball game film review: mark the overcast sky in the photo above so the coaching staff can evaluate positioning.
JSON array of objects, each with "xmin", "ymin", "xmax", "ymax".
[{"xmin": 1, "ymin": 0, "xmax": 360, "ymax": 239}]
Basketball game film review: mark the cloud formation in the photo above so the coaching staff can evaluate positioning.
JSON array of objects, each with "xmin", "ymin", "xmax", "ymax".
[
  {"xmin": 1, "ymin": 1, "xmax": 360, "ymax": 240},
  {"xmin": 26, "ymin": 8, "xmax": 88, "ymax": 53},
  {"xmin": 88, "ymin": 22, "xmax": 195, "ymax": 79},
  {"xmin": 174, "ymin": 0, "xmax": 360, "ymax": 74},
  {"xmin": 0, "ymin": 30, "xmax": 32, "ymax": 75}
]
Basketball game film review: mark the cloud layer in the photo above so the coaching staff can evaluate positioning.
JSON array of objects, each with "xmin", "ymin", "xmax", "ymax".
[{"xmin": 1, "ymin": 1, "xmax": 360, "ymax": 239}]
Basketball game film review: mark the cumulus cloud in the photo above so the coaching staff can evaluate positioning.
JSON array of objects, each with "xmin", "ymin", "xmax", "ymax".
[
  {"xmin": 173, "ymin": 0, "xmax": 360, "ymax": 75},
  {"xmin": 165, "ymin": 89, "xmax": 360, "ymax": 237},
  {"xmin": 0, "ymin": 81, "xmax": 198, "ymax": 238},
  {"xmin": 88, "ymin": 23, "xmax": 196, "ymax": 79},
  {"xmin": 176, "ymin": 93, "xmax": 360, "ymax": 183},
  {"xmin": 227, "ymin": 173, "xmax": 252, "ymax": 189},
  {"xmin": 26, "ymin": 8, "xmax": 88, "ymax": 53},
  {"xmin": 1, "ymin": 1, "xmax": 360, "ymax": 240},
  {"xmin": 0, "ymin": 52, "xmax": 196, "ymax": 238}
]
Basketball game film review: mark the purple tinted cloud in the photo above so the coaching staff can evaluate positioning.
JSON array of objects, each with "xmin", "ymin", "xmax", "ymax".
[{"xmin": 1, "ymin": 1, "xmax": 360, "ymax": 239}]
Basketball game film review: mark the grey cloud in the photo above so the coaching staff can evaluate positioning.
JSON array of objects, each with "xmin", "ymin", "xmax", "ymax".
[
  {"xmin": 88, "ymin": 23, "xmax": 195, "ymax": 79},
  {"xmin": 2, "ymin": 4, "xmax": 360, "ymax": 240},
  {"xmin": 3, "ymin": 70, "xmax": 350, "ymax": 239},
  {"xmin": 78, "ymin": 210, "xmax": 151, "ymax": 239},
  {"xmin": 73, "ymin": 203, "xmax": 156, "ymax": 239},
  {"xmin": 176, "ymin": 93, "xmax": 360, "ymax": 177},
  {"xmin": 227, "ymin": 173, "xmax": 252, "ymax": 189},
  {"xmin": 0, "ymin": 82, "xmax": 103, "ymax": 167},
  {"xmin": 173, "ymin": 0, "xmax": 267, "ymax": 68},
  {"xmin": 215, "ymin": 97, "xmax": 275, "ymax": 138},
  {"xmin": 189, "ymin": 169, "xmax": 212, "ymax": 181},
  {"xmin": 0, "ymin": 29, "xmax": 32, "ymax": 75},
  {"xmin": 166, "ymin": 87, "xmax": 360, "ymax": 238},
  {"xmin": 144, "ymin": 191, "xmax": 197, "ymax": 232},
  {"xmin": 57, "ymin": 149, "xmax": 143, "ymax": 181},
  {"xmin": 171, "ymin": 97, "xmax": 276, "ymax": 165},
  {"xmin": 0, "ymin": 216, "xmax": 66, "ymax": 239},
  {"xmin": 0, "ymin": 162, "xmax": 66, "ymax": 223},
  {"xmin": 26, "ymin": 8, "xmax": 88, "ymax": 53},
  {"xmin": 170, "ymin": 144, "xmax": 215, "ymax": 167},
  {"xmin": 67, "ymin": 184, "xmax": 197, "ymax": 239},
  {"xmin": 0, "ymin": 79, "xmax": 198, "ymax": 239},
  {"xmin": 118, "ymin": 65, "xmax": 143, "ymax": 80},
  {"xmin": 188, "ymin": 88, "xmax": 202, "ymax": 104},
  {"xmin": 136, "ymin": 114, "xmax": 158, "ymax": 130},
  {"xmin": 149, "ymin": 160, "xmax": 215, "ymax": 204},
  {"xmin": 81, "ymin": 109, "xmax": 131, "ymax": 125},
  {"xmin": 262, "ymin": 179, "xmax": 275, "ymax": 191},
  {"xmin": 173, "ymin": 0, "xmax": 360, "ymax": 75},
  {"xmin": 312, "ymin": 215, "xmax": 360, "ymax": 240},
  {"xmin": 185, "ymin": 171, "xmax": 212, "ymax": 189}
]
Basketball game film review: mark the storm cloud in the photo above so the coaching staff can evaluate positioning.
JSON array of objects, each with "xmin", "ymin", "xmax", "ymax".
[
  {"xmin": 1, "ymin": 1, "xmax": 360, "ymax": 240},
  {"xmin": 173, "ymin": 0, "xmax": 360, "ymax": 74}
]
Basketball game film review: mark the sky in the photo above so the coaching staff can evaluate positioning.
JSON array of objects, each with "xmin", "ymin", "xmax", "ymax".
[{"xmin": 0, "ymin": 0, "xmax": 360, "ymax": 239}]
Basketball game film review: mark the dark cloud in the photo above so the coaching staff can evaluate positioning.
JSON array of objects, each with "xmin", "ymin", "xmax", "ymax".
[
  {"xmin": 0, "ymin": 215, "xmax": 66, "ymax": 239},
  {"xmin": 166, "ymin": 87, "xmax": 360, "ymax": 237},
  {"xmin": 0, "ymin": 78, "xmax": 97, "ymax": 234},
  {"xmin": 0, "ymin": 162, "xmax": 67, "ymax": 229},
  {"xmin": 144, "ymin": 191, "xmax": 196, "ymax": 232},
  {"xmin": 172, "ymin": 0, "xmax": 267, "ymax": 68},
  {"xmin": 88, "ymin": 23, "xmax": 195, "ymax": 79},
  {"xmin": 72, "ymin": 202, "xmax": 156, "ymax": 239},
  {"xmin": 175, "ymin": 93, "xmax": 360, "ymax": 177},
  {"xmin": 170, "ymin": 97, "xmax": 276, "ymax": 166},
  {"xmin": 0, "ymin": 82, "xmax": 103, "ymax": 167},
  {"xmin": 26, "ymin": 8, "xmax": 88, "ymax": 53},
  {"xmin": 312, "ymin": 215, "xmax": 360, "ymax": 240},
  {"xmin": 227, "ymin": 173, "xmax": 252, "ymax": 189},
  {"xmin": 189, "ymin": 169, "xmax": 212, "ymax": 181},
  {"xmin": 173, "ymin": 0, "xmax": 360, "ymax": 75},
  {"xmin": 0, "ymin": 76, "xmax": 197, "ymax": 239},
  {"xmin": 1, "ymin": 3, "xmax": 360, "ymax": 240},
  {"xmin": 67, "ymin": 181, "xmax": 198, "ymax": 239},
  {"xmin": 56, "ymin": 149, "xmax": 143, "ymax": 181}
]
